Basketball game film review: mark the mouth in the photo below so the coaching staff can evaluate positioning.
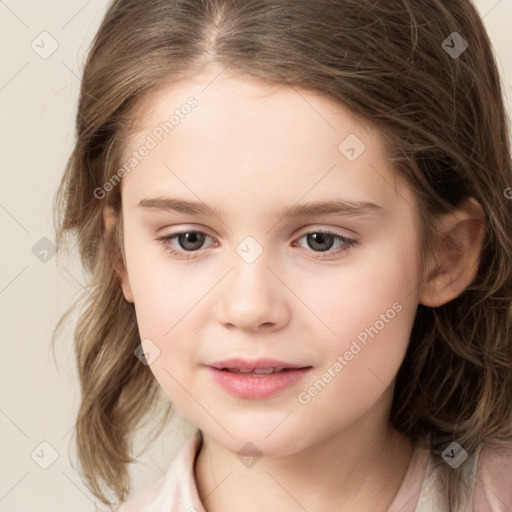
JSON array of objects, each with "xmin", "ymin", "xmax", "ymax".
[
  {"xmin": 217, "ymin": 367, "xmax": 302, "ymax": 376},
  {"xmin": 206, "ymin": 358, "xmax": 312, "ymax": 399},
  {"xmin": 208, "ymin": 357, "xmax": 310, "ymax": 372}
]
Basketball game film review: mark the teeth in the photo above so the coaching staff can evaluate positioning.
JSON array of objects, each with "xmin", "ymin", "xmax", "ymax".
[
  {"xmin": 224, "ymin": 367, "xmax": 286, "ymax": 374},
  {"xmin": 254, "ymin": 368, "xmax": 281, "ymax": 374}
]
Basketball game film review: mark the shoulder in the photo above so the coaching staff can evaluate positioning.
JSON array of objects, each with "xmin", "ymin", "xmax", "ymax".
[
  {"xmin": 473, "ymin": 439, "xmax": 512, "ymax": 511},
  {"xmin": 116, "ymin": 474, "xmax": 167, "ymax": 512},
  {"xmin": 116, "ymin": 432, "xmax": 203, "ymax": 512}
]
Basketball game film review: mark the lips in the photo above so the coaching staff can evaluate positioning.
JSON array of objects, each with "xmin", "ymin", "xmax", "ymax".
[{"xmin": 206, "ymin": 358, "xmax": 312, "ymax": 399}]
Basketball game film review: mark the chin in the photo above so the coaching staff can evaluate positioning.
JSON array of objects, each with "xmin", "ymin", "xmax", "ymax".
[{"xmin": 209, "ymin": 428, "xmax": 308, "ymax": 459}]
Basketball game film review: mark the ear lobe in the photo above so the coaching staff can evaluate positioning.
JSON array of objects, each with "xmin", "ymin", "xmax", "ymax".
[
  {"xmin": 419, "ymin": 197, "xmax": 485, "ymax": 308},
  {"xmin": 102, "ymin": 206, "xmax": 134, "ymax": 303}
]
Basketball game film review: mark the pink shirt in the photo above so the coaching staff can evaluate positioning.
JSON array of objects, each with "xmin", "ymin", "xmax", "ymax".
[{"xmin": 118, "ymin": 431, "xmax": 512, "ymax": 511}]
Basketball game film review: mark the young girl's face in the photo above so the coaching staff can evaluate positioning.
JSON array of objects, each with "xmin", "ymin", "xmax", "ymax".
[{"xmin": 116, "ymin": 63, "xmax": 425, "ymax": 456}]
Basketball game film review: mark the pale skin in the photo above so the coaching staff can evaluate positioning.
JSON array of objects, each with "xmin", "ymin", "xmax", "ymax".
[{"xmin": 107, "ymin": 63, "xmax": 485, "ymax": 512}]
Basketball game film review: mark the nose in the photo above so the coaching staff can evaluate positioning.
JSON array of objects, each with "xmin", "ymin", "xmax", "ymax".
[{"xmin": 215, "ymin": 248, "xmax": 291, "ymax": 332}]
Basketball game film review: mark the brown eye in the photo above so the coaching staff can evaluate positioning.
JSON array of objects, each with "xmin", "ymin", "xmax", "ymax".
[
  {"xmin": 305, "ymin": 232, "xmax": 335, "ymax": 252},
  {"xmin": 158, "ymin": 230, "xmax": 214, "ymax": 260},
  {"xmin": 294, "ymin": 230, "xmax": 358, "ymax": 260},
  {"xmin": 175, "ymin": 231, "xmax": 207, "ymax": 251}
]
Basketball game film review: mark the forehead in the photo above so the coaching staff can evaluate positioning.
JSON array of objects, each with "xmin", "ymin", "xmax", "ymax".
[
  {"xmin": 127, "ymin": 66, "xmax": 378, "ymax": 150},
  {"xmin": 119, "ymin": 66, "xmax": 413, "ymax": 216}
]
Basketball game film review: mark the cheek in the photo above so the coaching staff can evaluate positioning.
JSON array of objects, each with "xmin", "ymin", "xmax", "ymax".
[
  {"xmin": 129, "ymin": 271, "xmax": 203, "ymax": 377},
  {"xmin": 122, "ymin": 230, "xmax": 204, "ymax": 397},
  {"xmin": 295, "ymin": 257, "xmax": 419, "ymax": 423},
  {"xmin": 304, "ymin": 233, "xmax": 420, "ymax": 381},
  {"xmin": 127, "ymin": 261, "xmax": 203, "ymax": 412},
  {"xmin": 123, "ymin": 226, "xmax": 194, "ymax": 334}
]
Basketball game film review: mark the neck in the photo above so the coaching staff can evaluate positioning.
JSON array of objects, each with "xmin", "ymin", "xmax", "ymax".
[{"xmin": 194, "ymin": 394, "xmax": 414, "ymax": 512}]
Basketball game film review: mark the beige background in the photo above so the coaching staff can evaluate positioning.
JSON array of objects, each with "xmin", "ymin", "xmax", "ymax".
[{"xmin": 1, "ymin": 1, "xmax": 511, "ymax": 511}]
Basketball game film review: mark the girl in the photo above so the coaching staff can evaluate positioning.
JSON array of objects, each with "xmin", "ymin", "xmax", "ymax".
[{"xmin": 53, "ymin": 0, "xmax": 512, "ymax": 511}]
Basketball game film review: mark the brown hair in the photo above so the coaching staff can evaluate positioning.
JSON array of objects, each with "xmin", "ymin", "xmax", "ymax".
[{"xmin": 53, "ymin": 0, "xmax": 512, "ymax": 509}]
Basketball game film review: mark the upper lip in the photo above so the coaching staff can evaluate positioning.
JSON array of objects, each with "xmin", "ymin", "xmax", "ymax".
[{"xmin": 207, "ymin": 358, "xmax": 310, "ymax": 370}]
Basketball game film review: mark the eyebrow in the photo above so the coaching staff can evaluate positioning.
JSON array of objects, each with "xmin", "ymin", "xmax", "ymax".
[{"xmin": 137, "ymin": 196, "xmax": 385, "ymax": 219}]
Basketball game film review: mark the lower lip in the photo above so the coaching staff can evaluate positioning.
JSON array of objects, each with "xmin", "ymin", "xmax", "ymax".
[{"xmin": 207, "ymin": 367, "xmax": 312, "ymax": 400}]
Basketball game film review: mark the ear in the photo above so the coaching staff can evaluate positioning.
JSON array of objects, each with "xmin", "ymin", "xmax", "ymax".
[
  {"xmin": 419, "ymin": 197, "xmax": 485, "ymax": 308},
  {"xmin": 103, "ymin": 206, "xmax": 134, "ymax": 303}
]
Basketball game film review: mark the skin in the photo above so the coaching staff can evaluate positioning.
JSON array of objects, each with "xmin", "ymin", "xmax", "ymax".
[{"xmin": 107, "ymin": 63, "xmax": 485, "ymax": 511}]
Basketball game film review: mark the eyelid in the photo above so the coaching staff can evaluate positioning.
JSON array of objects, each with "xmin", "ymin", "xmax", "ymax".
[
  {"xmin": 156, "ymin": 229, "xmax": 217, "ymax": 257},
  {"xmin": 157, "ymin": 225, "xmax": 358, "ymax": 261},
  {"xmin": 158, "ymin": 224, "xmax": 357, "ymax": 240},
  {"xmin": 294, "ymin": 224, "xmax": 358, "ymax": 238}
]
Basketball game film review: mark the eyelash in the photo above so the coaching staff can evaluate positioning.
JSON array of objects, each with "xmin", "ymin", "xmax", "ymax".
[{"xmin": 157, "ymin": 229, "xmax": 358, "ymax": 261}]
